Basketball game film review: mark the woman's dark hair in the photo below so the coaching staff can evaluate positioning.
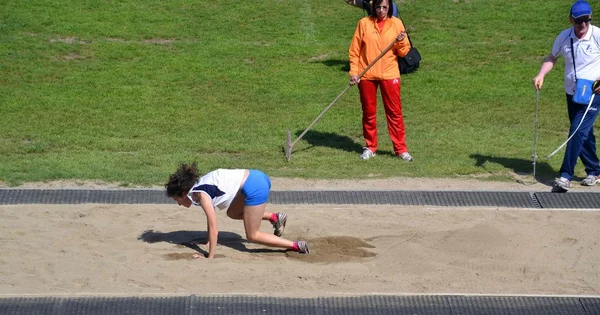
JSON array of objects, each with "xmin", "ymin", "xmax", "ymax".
[
  {"xmin": 165, "ymin": 163, "xmax": 200, "ymax": 197},
  {"xmin": 370, "ymin": 0, "xmax": 394, "ymax": 18}
]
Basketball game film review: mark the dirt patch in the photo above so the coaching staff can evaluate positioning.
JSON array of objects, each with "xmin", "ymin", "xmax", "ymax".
[
  {"xmin": 287, "ymin": 236, "xmax": 376, "ymax": 263},
  {"xmin": 54, "ymin": 53, "xmax": 86, "ymax": 61},
  {"xmin": 49, "ymin": 37, "xmax": 88, "ymax": 45},
  {"xmin": 143, "ymin": 38, "xmax": 176, "ymax": 44},
  {"xmin": 308, "ymin": 54, "xmax": 329, "ymax": 62}
]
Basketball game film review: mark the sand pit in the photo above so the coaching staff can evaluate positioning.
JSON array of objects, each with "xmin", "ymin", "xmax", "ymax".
[{"xmin": 0, "ymin": 203, "xmax": 599, "ymax": 297}]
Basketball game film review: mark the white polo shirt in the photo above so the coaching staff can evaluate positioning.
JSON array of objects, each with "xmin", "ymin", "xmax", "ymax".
[
  {"xmin": 551, "ymin": 25, "xmax": 600, "ymax": 95},
  {"xmin": 186, "ymin": 169, "xmax": 245, "ymax": 210}
]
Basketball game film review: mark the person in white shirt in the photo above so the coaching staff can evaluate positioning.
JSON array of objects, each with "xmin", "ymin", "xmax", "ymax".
[
  {"xmin": 165, "ymin": 163, "xmax": 310, "ymax": 258},
  {"xmin": 533, "ymin": 0, "xmax": 600, "ymax": 192}
]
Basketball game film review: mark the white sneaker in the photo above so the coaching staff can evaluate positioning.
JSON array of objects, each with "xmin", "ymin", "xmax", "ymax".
[
  {"xmin": 360, "ymin": 148, "xmax": 375, "ymax": 160},
  {"xmin": 398, "ymin": 152, "xmax": 414, "ymax": 162},
  {"xmin": 581, "ymin": 174, "xmax": 600, "ymax": 186},
  {"xmin": 552, "ymin": 177, "xmax": 570, "ymax": 193}
]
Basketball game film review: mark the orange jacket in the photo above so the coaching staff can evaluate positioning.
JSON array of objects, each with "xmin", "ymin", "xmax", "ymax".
[{"xmin": 349, "ymin": 16, "xmax": 411, "ymax": 80}]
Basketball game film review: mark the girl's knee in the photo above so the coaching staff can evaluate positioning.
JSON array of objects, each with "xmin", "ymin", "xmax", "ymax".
[{"xmin": 245, "ymin": 231, "xmax": 259, "ymax": 242}]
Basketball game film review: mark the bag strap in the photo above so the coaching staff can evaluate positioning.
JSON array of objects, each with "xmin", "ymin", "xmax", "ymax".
[{"xmin": 570, "ymin": 37, "xmax": 578, "ymax": 81}]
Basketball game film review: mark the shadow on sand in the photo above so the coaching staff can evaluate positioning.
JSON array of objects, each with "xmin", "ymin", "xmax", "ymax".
[{"xmin": 138, "ymin": 229, "xmax": 288, "ymax": 257}]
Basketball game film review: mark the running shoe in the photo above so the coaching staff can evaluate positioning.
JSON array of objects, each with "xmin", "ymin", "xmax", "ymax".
[
  {"xmin": 397, "ymin": 152, "xmax": 414, "ymax": 162},
  {"xmin": 360, "ymin": 148, "xmax": 375, "ymax": 160},
  {"xmin": 552, "ymin": 177, "xmax": 570, "ymax": 193},
  {"xmin": 581, "ymin": 174, "xmax": 600, "ymax": 186},
  {"xmin": 272, "ymin": 212, "xmax": 287, "ymax": 237},
  {"xmin": 296, "ymin": 241, "xmax": 310, "ymax": 254}
]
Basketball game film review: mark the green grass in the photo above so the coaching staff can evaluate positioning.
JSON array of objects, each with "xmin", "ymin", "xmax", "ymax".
[{"xmin": 0, "ymin": 0, "xmax": 594, "ymax": 185}]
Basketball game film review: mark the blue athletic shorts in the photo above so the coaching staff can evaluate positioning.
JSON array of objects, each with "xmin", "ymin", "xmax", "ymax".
[{"xmin": 241, "ymin": 170, "xmax": 271, "ymax": 206}]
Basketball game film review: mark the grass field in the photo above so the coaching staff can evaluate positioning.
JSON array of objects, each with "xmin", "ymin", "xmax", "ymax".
[{"xmin": 0, "ymin": 0, "xmax": 592, "ymax": 186}]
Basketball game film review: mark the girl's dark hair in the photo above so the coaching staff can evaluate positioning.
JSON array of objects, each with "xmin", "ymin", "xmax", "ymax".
[
  {"xmin": 370, "ymin": 0, "xmax": 394, "ymax": 18},
  {"xmin": 165, "ymin": 163, "xmax": 200, "ymax": 197}
]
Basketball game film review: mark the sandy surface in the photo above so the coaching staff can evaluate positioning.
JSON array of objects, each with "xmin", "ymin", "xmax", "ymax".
[{"xmin": 1, "ymin": 202, "xmax": 599, "ymax": 297}]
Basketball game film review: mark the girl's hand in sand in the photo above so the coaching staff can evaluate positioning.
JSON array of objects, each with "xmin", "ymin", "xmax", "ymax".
[{"xmin": 192, "ymin": 253, "xmax": 205, "ymax": 259}]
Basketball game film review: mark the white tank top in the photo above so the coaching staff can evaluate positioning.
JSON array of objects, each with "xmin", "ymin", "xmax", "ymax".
[{"xmin": 187, "ymin": 169, "xmax": 246, "ymax": 210}]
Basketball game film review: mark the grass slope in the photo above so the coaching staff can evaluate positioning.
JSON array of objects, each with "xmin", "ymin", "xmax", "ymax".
[{"xmin": 0, "ymin": 0, "xmax": 591, "ymax": 185}]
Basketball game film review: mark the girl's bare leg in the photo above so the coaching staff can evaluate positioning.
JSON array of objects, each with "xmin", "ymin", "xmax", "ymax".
[
  {"xmin": 243, "ymin": 203, "xmax": 294, "ymax": 249},
  {"xmin": 227, "ymin": 193, "xmax": 275, "ymax": 221}
]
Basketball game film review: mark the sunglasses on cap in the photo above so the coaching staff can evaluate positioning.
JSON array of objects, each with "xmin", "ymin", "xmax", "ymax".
[{"xmin": 574, "ymin": 16, "xmax": 592, "ymax": 24}]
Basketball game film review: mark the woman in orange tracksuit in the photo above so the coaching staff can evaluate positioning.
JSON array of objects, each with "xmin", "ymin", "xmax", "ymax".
[{"xmin": 349, "ymin": 0, "xmax": 413, "ymax": 161}]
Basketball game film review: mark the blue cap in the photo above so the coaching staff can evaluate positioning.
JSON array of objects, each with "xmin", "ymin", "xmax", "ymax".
[{"xmin": 571, "ymin": 1, "xmax": 592, "ymax": 18}]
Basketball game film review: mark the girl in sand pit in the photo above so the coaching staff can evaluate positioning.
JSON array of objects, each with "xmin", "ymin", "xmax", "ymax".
[{"xmin": 165, "ymin": 163, "xmax": 310, "ymax": 259}]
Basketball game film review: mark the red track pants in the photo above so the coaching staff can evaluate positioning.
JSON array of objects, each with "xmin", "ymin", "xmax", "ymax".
[{"xmin": 358, "ymin": 78, "xmax": 407, "ymax": 155}]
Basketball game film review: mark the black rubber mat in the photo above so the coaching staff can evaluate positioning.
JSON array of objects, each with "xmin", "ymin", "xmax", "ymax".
[
  {"xmin": 420, "ymin": 191, "xmax": 536, "ymax": 208},
  {"xmin": 189, "ymin": 295, "xmax": 451, "ymax": 315},
  {"xmin": 534, "ymin": 192, "xmax": 600, "ymax": 209},
  {"xmin": 581, "ymin": 297, "xmax": 600, "ymax": 315},
  {"xmin": 0, "ymin": 295, "xmax": 597, "ymax": 315},
  {"xmin": 271, "ymin": 190, "xmax": 539, "ymax": 208},
  {"xmin": 270, "ymin": 190, "xmax": 424, "ymax": 206},
  {"xmin": 0, "ymin": 189, "xmax": 598, "ymax": 209},
  {"xmin": 0, "ymin": 189, "xmax": 173, "ymax": 205},
  {"xmin": 446, "ymin": 295, "xmax": 589, "ymax": 315},
  {"xmin": 0, "ymin": 296, "xmax": 190, "ymax": 315}
]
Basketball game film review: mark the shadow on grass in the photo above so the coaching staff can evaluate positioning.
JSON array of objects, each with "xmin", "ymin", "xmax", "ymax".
[
  {"xmin": 469, "ymin": 154, "xmax": 556, "ymax": 187},
  {"xmin": 290, "ymin": 130, "xmax": 363, "ymax": 154},
  {"xmin": 138, "ymin": 229, "xmax": 287, "ymax": 256},
  {"xmin": 314, "ymin": 59, "xmax": 350, "ymax": 72},
  {"xmin": 283, "ymin": 130, "xmax": 403, "ymax": 157}
]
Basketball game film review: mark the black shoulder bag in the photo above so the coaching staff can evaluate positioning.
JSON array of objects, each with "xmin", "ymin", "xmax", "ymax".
[{"xmin": 397, "ymin": 15, "xmax": 421, "ymax": 74}]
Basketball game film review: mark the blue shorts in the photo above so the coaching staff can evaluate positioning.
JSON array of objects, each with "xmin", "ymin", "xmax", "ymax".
[{"xmin": 241, "ymin": 170, "xmax": 271, "ymax": 206}]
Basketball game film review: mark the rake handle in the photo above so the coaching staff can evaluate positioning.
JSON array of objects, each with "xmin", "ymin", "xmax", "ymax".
[
  {"xmin": 532, "ymin": 89, "xmax": 539, "ymax": 181},
  {"xmin": 291, "ymin": 37, "xmax": 401, "ymax": 148}
]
